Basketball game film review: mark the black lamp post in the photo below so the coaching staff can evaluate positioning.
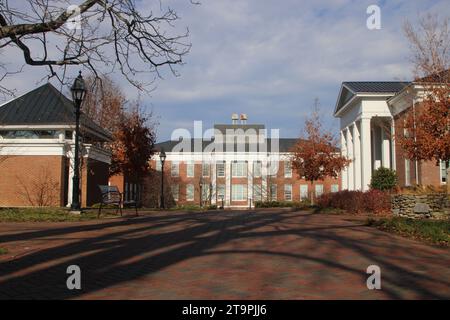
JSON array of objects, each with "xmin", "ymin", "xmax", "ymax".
[
  {"xmin": 159, "ymin": 148, "xmax": 166, "ymax": 209},
  {"xmin": 70, "ymin": 71, "xmax": 86, "ymax": 212}
]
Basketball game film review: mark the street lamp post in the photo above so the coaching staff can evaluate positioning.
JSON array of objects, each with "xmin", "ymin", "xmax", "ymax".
[
  {"xmin": 70, "ymin": 71, "xmax": 86, "ymax": 212},
  {"xmin": 159, "ymin": 148, "xmax": 166, "ymax": 209}
]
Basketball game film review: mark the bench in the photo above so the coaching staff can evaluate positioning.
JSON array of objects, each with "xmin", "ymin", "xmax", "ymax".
[{"xmin": 98, "ymin": 185, "xmax": 138, "ymax": 218}]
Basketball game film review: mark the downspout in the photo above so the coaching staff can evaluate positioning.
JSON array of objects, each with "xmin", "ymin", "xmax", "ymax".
[{"xmin": 412, "ymin": 96, "xmax": 419, "ymax": 185}]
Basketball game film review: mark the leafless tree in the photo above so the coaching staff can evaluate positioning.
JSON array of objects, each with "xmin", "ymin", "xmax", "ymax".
[
  {"xmin": 16, "ymin": 165, "xmax": 61, "ymax": 206},
  {"xmin": 404, "ymin": 14, "xmax": 450, "ymax": 82},
  {"xmin": 0, "ymin": 0, "xmax": 194, "ymax": 96}
]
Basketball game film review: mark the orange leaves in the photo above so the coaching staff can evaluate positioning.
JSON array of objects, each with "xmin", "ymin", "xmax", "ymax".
[
  {"xmin": 291, "ymin": 110, "xmax": 350, "ymax": 183},
  {"xmin": 109, "ymin": 110, "xmax": 156, "ymax": 179}
]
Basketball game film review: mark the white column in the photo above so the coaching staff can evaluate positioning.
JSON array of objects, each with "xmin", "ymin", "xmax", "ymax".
[
  {"xmin": 225, "ymin": 160, "xmax": 231, "ymax": 207},
  {"xmin": 211, "ymin": 159, "xmax": 217, "ymax": 205},
  {"xmin": 262, "ymin": 158, "xmax": 268, "ymax": 201},
  {"xmin": 346, "ymin": 127, "xmax": 354, "ymax": 190},
  {"xmin": 381, "ymin": 124, "xmax": 391, "ymax": 169},
  {"xmin": 340, "ymin": 130, "xmax": 348, "ymax": 190},
  {"xmin": 390, "ymin": 119, "xmax": 396, "ymax": 170},
  {"xmin": 247, "ymin": 160, "xmax": 253, "ymax": 208},
  {"xmin": 360, "ymin": 117, "xmax": 372, "ymax": 191},
  {"xmin": 352, "ymin": 122, "xmax": 362, "ymax": 190},
  {"xmin": 66, "ymin": 143, "xmax": 75, "ymax": 207}
]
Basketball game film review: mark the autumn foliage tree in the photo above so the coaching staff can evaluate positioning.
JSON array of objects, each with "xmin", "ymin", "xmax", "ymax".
[
  {"xmin": 398, "ymin": 14, "xmax": 450, "ymax": 193},
  {"xmin": 109, "ymin": 109, "xmax": 156, "ymax": 183},
  {"xmin": 291, "ymin": 103, "xmax": 350, "ymax": 204}
]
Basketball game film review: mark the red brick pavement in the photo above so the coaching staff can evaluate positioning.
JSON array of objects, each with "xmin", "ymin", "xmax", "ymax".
[{"xmin": 0, "ymin": 210, "xmax": 449, "ymax": 299}]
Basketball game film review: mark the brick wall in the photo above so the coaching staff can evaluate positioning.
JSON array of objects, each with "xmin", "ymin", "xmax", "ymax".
[
  {"xmin": 147, "ymin": 159, "xmax": 341, "ymax": 207},
  {"xmin": 0, "ymin": 155, "xmax": 65, "ymax": 207},
  {"xmin": 394, "ymin": 102, "xmax": 443, "ymax": 187}
]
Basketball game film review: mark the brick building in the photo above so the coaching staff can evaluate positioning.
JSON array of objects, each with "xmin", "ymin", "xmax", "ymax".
[
  {"xmin": 0, "ymin": 83, "xmax": 112, "ymax": 207},
  {"xmin": 334, "ymin": 81, "xmax": 448, "ymax": 190},
  {"xmin": 149, "ymin": 115, "xmax": 341, "ymax": 208}
]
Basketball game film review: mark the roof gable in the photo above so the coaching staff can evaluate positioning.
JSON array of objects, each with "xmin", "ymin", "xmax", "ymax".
[{"xmin": 334, "ymin": 81, "xmax": 410, "ymax": 116}]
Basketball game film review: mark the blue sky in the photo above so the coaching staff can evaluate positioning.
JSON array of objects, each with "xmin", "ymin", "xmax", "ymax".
[{"xmin": 2, "ymin": 0, "xmax": 450, "ymax": 142}]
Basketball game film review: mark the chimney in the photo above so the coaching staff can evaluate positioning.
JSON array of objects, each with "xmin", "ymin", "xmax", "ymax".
[
  {"xmin": 240, "ymin": 113, "xmax": 247, "ymax": 124},
  {"xmin": 232, "ymin": 113, "xmax": 239, "ymax": 125}
]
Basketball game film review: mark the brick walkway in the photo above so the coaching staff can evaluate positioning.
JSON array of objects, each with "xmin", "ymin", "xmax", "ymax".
[{"xmin": 0, "ymin": 210, "xmax": 449, "ymax": 299}]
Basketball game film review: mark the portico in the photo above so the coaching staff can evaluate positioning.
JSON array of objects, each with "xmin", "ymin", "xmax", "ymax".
[{"xmin": 334, "ymin": 82, "xmax": 409, "ymax": 191}]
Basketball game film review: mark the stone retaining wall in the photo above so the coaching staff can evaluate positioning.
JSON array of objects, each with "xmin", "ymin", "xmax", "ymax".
[{"xmin": 391, "ymin": 193, "xmax": 450, "ymax": 219}]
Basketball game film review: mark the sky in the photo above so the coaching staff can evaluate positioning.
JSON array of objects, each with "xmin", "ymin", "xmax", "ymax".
[{"xmin": 1, "ymin": 0, "xmax": 450, "ymax": 142}]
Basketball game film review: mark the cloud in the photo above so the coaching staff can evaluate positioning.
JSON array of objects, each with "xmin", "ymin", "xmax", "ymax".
[{"xmin": 1, "ymin": 0, "xmax": 450, "ymax": 141}]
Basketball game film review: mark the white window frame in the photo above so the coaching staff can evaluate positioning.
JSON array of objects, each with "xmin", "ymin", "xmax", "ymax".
[
  {"xmin": 232, "ymin": 161, "xmax": 247, "ymax": 177},
  {"xmin": 253, "ymin": 184, "xmax": 262, "ymax": 201},
  {"xmin": 284, "ymin": 184, "xmax": 292, "ymax": 201},
  {"xmin": 186, "ymin": 184, "xmax": 194, "ymax": 201},
  {"xmin": 155, "ymin": 160, "xmax": 162, "ymax": 172},
  {"xmin": 315, "ymin": 184, "xmax": 324, "ymax": 197},
  {"xmin": 300, "ymin": 185, "xmax": 308, "ymax": 200},
  {"xmin": 216, "ymin": 161, "xmax": 225, "ymax": 178},
  {"xmin": 440, "ymin": 160, "xmax": 447, "ymax": 184},
  {"xmin": 253, "ymin": 161, "xmax": 262, "ymax": 178},
  {"xmin": 171, "ymin": 161, "xmax": 179, "ymax": 177},
  {"xmin": 405, "ymin": 159, "xmax": 411, "ymax": 186},
  {"xmin": 270, "ymin": 184, "xmax": 277, "ymax": 201},
  {"xmin": 331, "ymin": 184, "xmax": 339, "ymax": 193},
  {"xmin": 231, "ymin": 184, "xmax": 247, "ymax": 201},
  {"xmin": 171, "ymin": 184, "xmax": 179, "ymax": 201},
  {"xmin": 186, "ymin": 162, "xmax": 194, "ymax": 178},
  {"xmin": 217, "ymin": 184, "xmax": 226, "ymax": 199},
  {"xmin": 284, "ymin": 161, "xmax": 292, "ymax": 178},
  {"xmin": 202, "ymin": 162, "xmax": 210, "ymax": 177}
]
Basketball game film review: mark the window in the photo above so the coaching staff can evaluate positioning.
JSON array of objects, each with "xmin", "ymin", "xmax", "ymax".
[
  {"xmin": 253, "ymin": 184, "xmax": 262, "ymax": 201},
  {"xmin": 202, "ymin": 162, "xmax": 210, "ymax": 177},
  {"xmin": 315, "ymin": 184, "xmax": 324, "ymax": 197},
  {"xmin": 186, "ymin": 162, "xmax": 194, "ymax": 177},
  {"xmin": 186, "ymin": 184, "xmax": 194, "ymax": 201},
  {"xmin": 300, "ymin": 185, "xmax": 308, "ymax": 200},
  {"xmin": 216, "ymin": 161, "xmax": 225, "ymax": 177},
  {"xmin": 171, "ymin": 184, "xmax": 179, "ymax": 201},
  {"xmin": 171, "ymin": 162, "xmax": 179, "ymax": 177},
  {"xmin": 217, "ymin": 184, "xmax": 226, "ymax": 200},
  {"xmin": 284, "ymin": 161, "xmax": 292, "ymax": 178},
  {"xmin": 440, "ymin": 160, "xmax": 447, "ymax": 184},
  {"xmin": 232, "ymin": 161, "xmax": 247, "ymax": 177},
  {"xmin": 253, "ymin": 161, "xmax": 262, "ymax": 178},
  {"xmin": 270, "ymin": 184, "xmax": 277, "ymax": 201},
  {"xmin": 65, "ymin": 131, "xmax": 73, "ymax": 140},
  {"xmin": 232, "ymin": 184, "xmax": 247, "ymax": 201},
  {"xmin": 284, "ymin": 184, "xmax": 292, "ymax": 201},
  {"xmin": 405, "ymin": 159, "xmax": 411, "ymax": 186},
  {"xmin": 331, "ymin": 184, "xmax": 339, "ymax": 193},
  {"xmin": 201, "ymin": 183, "xmax": 210, "ymax": 200},
  {"xmin": 268, "ymin": 161, "xmax": 278, "ymax": 176},
  {"xmin": 0, "ymin": 130, "xmax": 58, "ymax": 139},
  {"xmin": 155, "ymin": 160, "xmax": 162, "ymax": 171}
]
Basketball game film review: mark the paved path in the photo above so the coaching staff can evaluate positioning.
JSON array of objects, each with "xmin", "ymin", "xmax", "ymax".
[{"xmin": 0, "ymin": 210, "xmax": 449, "ymax": 299}]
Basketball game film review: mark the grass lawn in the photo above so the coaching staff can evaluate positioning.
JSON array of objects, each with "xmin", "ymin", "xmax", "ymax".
[
  {"xmin": 367, "ymin": 216, "xmax": 450, "ymax": 246},
  {"xmin": 0, "ymin": 247, "xmax": 8, "ymax": 255},
  {"xmin": 0, "ymin": 208, "xmax": 120, "ymax": 222}
]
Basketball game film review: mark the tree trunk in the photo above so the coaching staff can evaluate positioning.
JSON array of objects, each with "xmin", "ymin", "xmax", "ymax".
[{"xmin": 310, "ymin": 181, "xmax": 314, "ymax": 205}]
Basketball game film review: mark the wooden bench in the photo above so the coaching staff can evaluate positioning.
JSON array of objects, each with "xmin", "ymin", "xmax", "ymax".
[{"xmin": 98, "ymin": 185, "xmax": 138, "ymax": 218}]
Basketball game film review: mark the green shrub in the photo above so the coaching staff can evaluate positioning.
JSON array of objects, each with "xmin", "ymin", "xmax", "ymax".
[
  {"xmin": 0, "ymin": 248, "xmax": 8, "ymax": 255},
  {"xmin": 370, "ymin": 167, "xmax": 397, "ymax": 191},
  {"xmin": 207, "ymin": 205, "xmax": 217, "ymax": 210},
  {"xmin": 254, "ymin": 200, "xmax": 309, "ymax": 209}
]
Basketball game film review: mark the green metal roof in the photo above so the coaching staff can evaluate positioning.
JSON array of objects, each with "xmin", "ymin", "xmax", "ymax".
[{"xmin": 0, "ymin": 83, "xmax": 112, "ymax": 141}]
